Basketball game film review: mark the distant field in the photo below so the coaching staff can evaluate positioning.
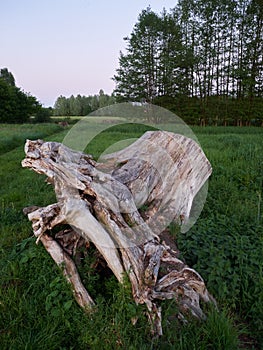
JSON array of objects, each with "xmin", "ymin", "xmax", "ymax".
[
  {"xmin": 0, "ymin": 123, "xmax": 62, "ymax": 155},
  {"xmin": 51, "ymin": 115, "xmax": 127, "ymax": 122},
  {"xmin": 0, "ymin": 123, "xmax": 262, "ymax": 349}
]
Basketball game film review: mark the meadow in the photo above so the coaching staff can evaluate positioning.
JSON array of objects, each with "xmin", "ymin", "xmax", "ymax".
[
  {"xmin": 0, "ymin": 123, "xmax": 62, "ymax": 155},
  {"xmin": 0, "ymin": 121, "xmax": 262, "ymax": 349}
]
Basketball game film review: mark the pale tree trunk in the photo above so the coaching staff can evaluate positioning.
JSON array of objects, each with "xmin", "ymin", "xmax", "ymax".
[{"xmin": 22, "ymin": 131, "xmax": 215, "ymax": 336}]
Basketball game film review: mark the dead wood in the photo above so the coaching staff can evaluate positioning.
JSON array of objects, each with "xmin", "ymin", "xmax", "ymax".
[{"xmin": 22, "ymin": 131, "xmax": 215, "ymax": 336}]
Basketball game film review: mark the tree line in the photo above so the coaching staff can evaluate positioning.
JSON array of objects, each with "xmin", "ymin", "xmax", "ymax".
[
  {"xmin": 0, "ymin": 68, "xmax": 115, "ymax": 122},
  {"xmin": 53, "ymin": 90, "xmax": 116, "ymax": 116},
  {"xmin": 0, "ymin": 68, "xmax": 51, "ymax": 123},
  {"xmin": 113, "ymin": 0, "xmax": 263, "ymax": 125},
  {"xmin": 1, "ymin": 0, "xmax": 262, "ymax": 125}
]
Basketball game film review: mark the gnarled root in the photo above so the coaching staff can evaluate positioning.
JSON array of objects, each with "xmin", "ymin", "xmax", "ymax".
[{"xmin": 22, "ymin": 131, "xmax": 215, "ymax": 336}]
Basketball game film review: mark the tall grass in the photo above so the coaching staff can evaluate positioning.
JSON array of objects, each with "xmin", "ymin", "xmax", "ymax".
[
  {"xmin": 0, "ymin": 123, "xmax": 262, "ymax": 349},
  {"xmin": 177, "ymin": 129, "xmax": 263, "ymax": 348},
  {"xmin": 0, "ymin": 123, "xmax": 62, "ymax": 155}
]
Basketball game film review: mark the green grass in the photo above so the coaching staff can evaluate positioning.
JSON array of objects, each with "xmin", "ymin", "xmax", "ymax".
[
  {"xmin": 0, "ymin": 122, "xmax": 262, "ymax": 349},
  {"xmin": 0, "ymin": 123, "xmax": 62, "ymax": 155}
]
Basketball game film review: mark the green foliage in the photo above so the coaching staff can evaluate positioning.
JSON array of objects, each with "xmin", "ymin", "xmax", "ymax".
[
  {"xmin": 114, "ymin": 1, "xmax": 263, "ymax": 125},
  {"xmin": 0, "ymin": 123, "xmax": 61, "ymax": 155},
  {"xmin": 53, "ymin": 91, "xmax": 116, "ymax": 116},
  {"xmin": 34, "ymin": 107, "xmax": 52, "ymax": 123},
  {"xmin": 178, "ymin": 217, "xmax": 262, "ymax": 320},
  {"xmin": 0, "ymin": 68, "xmax": 41, "ymax": 123},
  {"xmin": 0, "ymin": 68, "xmax": 15, "ymax": 86},
  {"xmin": 154, "ymin": 95, "xmax": 263, "ymax": 126},
  {"xmin": 159, "ymin": 303, "xmax": 239, "ymax": 350},
  {"xmin": 177, "ymin": 129, "xmax": 263, "ymax": 345},
  {"xmin": 114, "ymin": 7, "xmax": 166, "ymax": 103},
  {"xmin": 0, "ymin": 124, "xmax": 262, "ymax": 349},
  {"xmin": 0, "ymin": 235, "xmax": 86, "ymax": 350}
]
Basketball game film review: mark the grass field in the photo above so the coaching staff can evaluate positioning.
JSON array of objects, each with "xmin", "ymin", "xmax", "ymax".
[
  {"xmin": 0, "ymin": 121, "xmax": 262, "ymax": 349},
  {"xmin": 0, "ymin": 123, "xmax": 62, "ymax": 155}
]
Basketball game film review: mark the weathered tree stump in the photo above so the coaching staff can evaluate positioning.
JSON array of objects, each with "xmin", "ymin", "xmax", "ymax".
[{"xmin": 22, "ymin": 131, "xmax": 215, "ymax": 336}]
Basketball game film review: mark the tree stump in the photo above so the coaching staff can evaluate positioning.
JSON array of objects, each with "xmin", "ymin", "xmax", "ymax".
[{"xmin": 22, "ymin": 131, "xmax": 215, "ymax": 336}]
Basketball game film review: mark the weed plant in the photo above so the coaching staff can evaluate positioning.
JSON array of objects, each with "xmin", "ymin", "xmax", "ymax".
[{"xmin": 177, "ymin": 129, "xmax": 263, "ymax": 348}]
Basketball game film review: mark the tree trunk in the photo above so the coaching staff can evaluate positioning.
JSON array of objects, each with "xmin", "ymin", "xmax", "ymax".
[{"xmin": 22, "ymin": 131, "xmax": 215, "ymax": 336}]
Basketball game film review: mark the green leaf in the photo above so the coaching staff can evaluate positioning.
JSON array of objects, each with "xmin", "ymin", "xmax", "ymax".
[
  {"xmin": 63, "ymin": 300, "xmax": 73, "ymax": 311},
  {"xmin": 51, "ymin": 308, "xmax": 61, "ymax": 317}
]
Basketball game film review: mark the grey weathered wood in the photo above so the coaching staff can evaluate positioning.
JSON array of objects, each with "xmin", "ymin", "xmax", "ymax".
[{"xmin": 22, "ymin": 131, "xmax": 215, "ymax": 336}]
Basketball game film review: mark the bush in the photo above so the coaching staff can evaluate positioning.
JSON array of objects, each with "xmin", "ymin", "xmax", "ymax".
[{"xmin": 34, "ymin": 107, "xmax": 52, "ymax": 123}]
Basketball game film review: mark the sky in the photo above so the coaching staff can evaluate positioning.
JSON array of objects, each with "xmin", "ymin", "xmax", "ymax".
[{"xmin": 1, "ymin": 0, "xmax": 177, "ymax": 107}]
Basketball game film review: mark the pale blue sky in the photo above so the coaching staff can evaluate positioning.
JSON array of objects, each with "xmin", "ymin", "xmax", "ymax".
[{"xmin": 1, "ymin": 0, "xmax": 177, "ymax": 107}]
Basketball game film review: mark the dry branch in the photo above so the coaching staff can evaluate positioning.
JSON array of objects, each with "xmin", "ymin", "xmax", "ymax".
[{"xmin": 22, "ymin": 131, "xmax": 215, "ymax": 335}]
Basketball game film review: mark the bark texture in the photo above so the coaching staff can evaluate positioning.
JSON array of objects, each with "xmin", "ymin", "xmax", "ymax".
[{"xmin": 22, "ymin": 131, "xmax": 215, "ymax": 335}]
